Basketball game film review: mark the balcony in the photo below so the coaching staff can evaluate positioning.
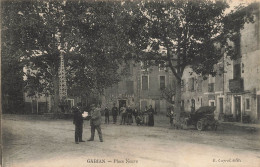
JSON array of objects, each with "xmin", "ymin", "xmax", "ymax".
[{"xmin": 229, "ymin": 78, "xmax": 244, "ymax": 93}]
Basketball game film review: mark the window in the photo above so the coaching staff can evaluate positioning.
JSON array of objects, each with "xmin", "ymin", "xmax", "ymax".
[
  {"xmin": 188, "ymin": 78, "xmax": 195, "ymax": 92},
  {"xmin": 246, "ymin": 98, "xmax": 250, "ymax": 110},
  {"xmin": 234, "ymin": 64, "xmax": 241, "ymax": 79},
  {"xmin": 126, "ymin": 81, "xmax": 134, "ymax": 94},
  {"xmin": 141, "ymin": 75, "xmax": 149, "ymax": 90},
  {"xmin": 208, "ymin": 75, "xmax": 215, "ymax": 83},
  {"xmin": 210, "ymin": 102, "xmax": 215, "ymax": 106},
  {"xmin": 160, "ymin": 76, "xmax": 166, "ymax": 90},
  {"xmin": 159, "ymin": 61, "xmax": 166, "ymax": 71},
  {"xmin": 141, "ymin": 61, "xmax": 149, "ymax": 71},
  {"xmin": 208, "ymin": 83, "xmax": 215, "ymax": 92},
  {"xmin": 197, "ymin": 77, "xmax": 202, "ymax": 92},
  {"xmin": 191, "ymin": 99, "xmax": 195, "ymax": 108},
  {"xmin": 66, "ymin": 99, "xmax": 75, "ymax": 110},
  {"xmin": 208, "ymin": 75, "xmax": 215, "ymax": 92},
  {"xmin": 140, "ymin": 100, "xmax": 148, "ymax": 111},
  {"xmin": 209, "ymin": 100, "xmax": 215, "ymax": 106}
]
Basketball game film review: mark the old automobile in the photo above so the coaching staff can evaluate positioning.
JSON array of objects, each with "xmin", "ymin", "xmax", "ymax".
[{"xmin": 181, "ymin": 106, "xmax": 218, "ymax": 131}]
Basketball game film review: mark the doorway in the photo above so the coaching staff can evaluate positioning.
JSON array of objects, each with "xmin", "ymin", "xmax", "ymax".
[
  {"xmin": 219, "ymin": 97, "xmax": 224, "ymax": 114},
  {"xmin": 140, "ymin": 100, "xmax": 148, "ymax": 112},
  {"xmin": 118, "ymin": 100, "xmax": 126, "ymax": 112}
]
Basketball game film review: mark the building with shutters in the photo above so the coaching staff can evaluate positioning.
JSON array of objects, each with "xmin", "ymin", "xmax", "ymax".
[
  {"xmin": 181, "ymin": 3, "xmax": 260, "ymax": 123},
  {"xmin": 181, "ymin": 63, "xmax": 226, "ymax": 116},
  {"xmin": 224, "ymin": 4, "xmax": 260, "ymax": 123},
  {"xmin": 102, "ymin": 60, "xmax": 176, "ymax": 113}
]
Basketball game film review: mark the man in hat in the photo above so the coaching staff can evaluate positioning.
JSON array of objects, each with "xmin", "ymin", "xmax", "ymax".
[
  {"xmin": 120, "ymin": 104, "xmax": 127, "ymax": 125},
  {"xmin": 72, "ymin": 106, "xmax": 85, "ymax": 144},
  {"xmin": 88, "ymin": 104, "xmax": 103, "ymax": 142},
  {"xmin": 104, "ymin": 107, "xmax": 110, "ymax": 124},
  {"xmin": 111, "ymin": 103, "xmax": 118, "ymax": 124}
]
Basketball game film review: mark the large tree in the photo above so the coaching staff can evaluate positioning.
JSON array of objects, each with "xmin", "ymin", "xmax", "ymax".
[
  {"xmin": 1, "ymin": 1, "xmax": 34, "ymax": 113},
  {"xmin": 1, "ymin": 0, "xmax": 136, "ymax": 112},
  {"xmin": 127, "ymin": 0, "xmax": 256, "ymax": 127},
  {"xmin": 2, "ymin": 0, "xmax": 255, "ymax": 116}
]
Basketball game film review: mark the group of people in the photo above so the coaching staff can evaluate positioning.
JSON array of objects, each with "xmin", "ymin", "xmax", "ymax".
[
  {"xmin": 72, "ymin": 104, "xmax": 103, "ymax": 144},
  {"xmin": 72, "ymin": 103, "xmax": 156, "ymax": 144},
  {"xmin": 103, "ymin": 103, "xmax": 120, "ymax": 124},
  {"xmin": 104, "ymin": 103, "xmax": 155, "ymax": 127}
]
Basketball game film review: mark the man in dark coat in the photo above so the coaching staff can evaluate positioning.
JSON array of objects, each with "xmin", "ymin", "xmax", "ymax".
[
  {"xmin": 111, "ymin": 103, "xmax": 118, "ymax": 124},
  {"xmin": 126, "ymin": 106, "xmax": 133, "ymax": 125},
  {"xmin": 133, "ymin": 108, "xmax": 138, "ymax": 123},
  {"xmin": 104, "ymin": 107, "xmax": 110, "ymax": 124},
  {"xmin": 120, "ymin": 104, "xmax": 127, "ymax": 125},
  {"xmin": 88, "ymin": 104, "xmax": 103, "ymax": 142},
  {"xmin": 73, "ymin": 106, "xmax": 85, "ymax": 144},
  {"xmin": 167, "ymin": 106, "xmax": 174, "ymax": 127},
  {"xmin": 147, "ymin": 105, "xmax": 155, "ymax": 126}
]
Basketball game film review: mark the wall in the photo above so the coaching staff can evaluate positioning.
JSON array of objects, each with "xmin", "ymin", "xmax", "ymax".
[
  {"xmin": 181, "ymin": 67, "xmax": 206, "ymax": 112},
  {"xmin": 103, "ymin": 61, "xmax": 175, "ymax": 114}
]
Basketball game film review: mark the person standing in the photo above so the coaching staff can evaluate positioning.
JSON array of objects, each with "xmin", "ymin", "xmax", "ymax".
[
  {"xmin": 133, "ymin": 108, "xmax": 138, "ymax": 124},
  {"xmin": 88, "ymin": 104, "xmax": 103, "ymax": 142},
  {"xmin": 143, "ymin": 106, "xmax": 148, "ymax": 126},
  {"xmin": 167, "ymin": 106, "xmax": 174, "ymax": 127},
  {"xmin": 120, "ymin": 104, "xmax": 127, "ymax": 125},
  {"xmin": 126, "ymin": 106, "xmax": 133, "ymax": 125},
  {"xmin": 147, "ymin": 105, "xmax": 155, "ymax": 126},
  {"xmin": 73, "ymin": 106, "xmax": 85, "ymax": 144},
  {"xmin": 104, "ymin": 107, "xmax": 110, "ymax": 124},
  {"xmin": 111, "ymin": 103, "xmax": 118, "ymax": 124}
]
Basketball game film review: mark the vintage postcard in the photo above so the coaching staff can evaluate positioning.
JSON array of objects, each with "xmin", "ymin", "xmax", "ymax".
[{"xmin": 1, "ymin": 0, "xmax": 260, "ymax": 167}]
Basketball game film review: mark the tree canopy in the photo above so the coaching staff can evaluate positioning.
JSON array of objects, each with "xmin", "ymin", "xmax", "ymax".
[
  {"xmin": 1, "ymin": 0, "xmax": 138, "ymax": 112},
  {"xmin": 126, "ymin": 0, "xmax": 256, "ymax": 126},
  {"xmin": 1, "ymin": 0, "xmax": 256, "ymax": 114}
]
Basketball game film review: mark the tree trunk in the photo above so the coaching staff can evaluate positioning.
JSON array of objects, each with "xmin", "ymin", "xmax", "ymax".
[
  {"xmin": 31, "ymin": 99, "xmax": 34, "ymax": 114},
  {"xmin": 36, "ymin": 99, "xmax": 39, "ymax": 115},
  {"xmin": 174, "ymin": 78, "xmax": 182, "ymax": 128},
  {"xmin": 52, "ymin": 75, "xmax": 60, "ymax": 113}
]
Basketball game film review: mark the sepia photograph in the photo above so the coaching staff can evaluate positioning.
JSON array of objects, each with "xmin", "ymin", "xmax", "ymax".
[{"xmin": 1, "ymin": 0, "xmax": 260, "ymax": 167}]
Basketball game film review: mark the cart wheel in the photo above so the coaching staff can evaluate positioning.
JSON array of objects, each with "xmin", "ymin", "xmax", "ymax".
[{"xmin": 196, "ymin": 120, "xmax": 204, "ymax": 131}]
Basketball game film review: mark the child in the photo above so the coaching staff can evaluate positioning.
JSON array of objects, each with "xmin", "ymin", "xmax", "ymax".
[
  {"xmin": 73, "ymin": 106, "xmax": 85, "ymax": 144},
  {"xmin": 136, "ymin": 114, "xmax": 143, "ymax": 126}
]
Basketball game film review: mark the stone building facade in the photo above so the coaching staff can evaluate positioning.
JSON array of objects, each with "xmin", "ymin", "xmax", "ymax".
[
  {"xmin": 181, "ymin": 4, "xmax": 260, "ymax": 122},
  {"xmin": 225, "ymin": 4, "xmax": 260, "ymax": 122},
  {"xmin": 102, "ymin": 61, "xmax": 175, "ymax": 114}
]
